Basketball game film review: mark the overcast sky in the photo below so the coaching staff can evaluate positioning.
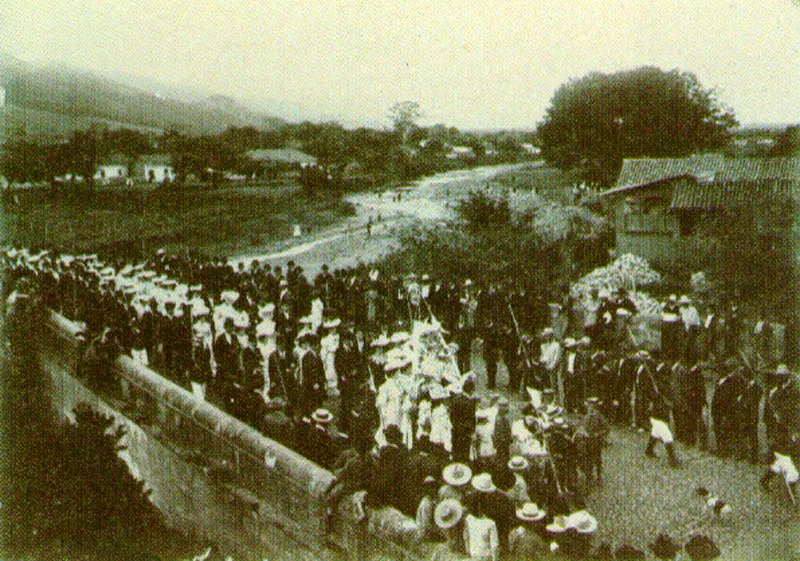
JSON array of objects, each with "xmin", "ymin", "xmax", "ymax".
[{"xmin": 2, "ymin": 0, "xmax": 799, "ymax": 129}]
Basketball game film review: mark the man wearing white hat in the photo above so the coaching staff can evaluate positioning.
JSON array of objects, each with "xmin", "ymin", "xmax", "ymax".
[
  {"xmin": 644, "ymin": 373, "xmax": 681, "ymax": 467},
  {"xmin": 376, "ymin": 357, "xmax": 405, "ymax": 434},
  {"xmin": 540, "ymin": 328, "xmax": 563, "ymax": 404},
  {"xmin": 189, "ymin": 320, "xmax": 214, "ymax": 400},
  {"xmin": 320, "ymin": 318, "xmax": 341, "ymax": 396},
  {"xmin": 463, "ymin": 473, "xmax": 516, "ymax": 556},
  {"xmin": 508, "ymin": 502, "xmax": 548, "ymax": 559},
  {"xmin": 440, "ymin": 462, "xmax": 473, "ymax": 503},
  {"xmin": 430, "ymin": 385, "xmax": 453, "ymax": 454},
  {"xmin": 431, "ymin": 499, "xmax": 465, "ymax": 559},
  {"xmin": 456, "ymin": 279, "xmax": 477, "ymax": 374}
]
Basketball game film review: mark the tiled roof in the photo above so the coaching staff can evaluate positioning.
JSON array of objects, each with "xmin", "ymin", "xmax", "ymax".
[
  {"xmin": 670, "ymin": 179, "xmax": 800, "ymax": 210},
  {"xmin": 138, "ymin": 154, "xmax": 172, "ymax": 166},
  {"xmin": 98, "ymin": 153, "xmax": 129, "ymax": 166},
  {"xmin": 246, "ymin": 148, "xmax": 317, "ymax": 164},
  {"xmin": 616, "ymin": 156, "xmax": 800, "ymax": 189}
]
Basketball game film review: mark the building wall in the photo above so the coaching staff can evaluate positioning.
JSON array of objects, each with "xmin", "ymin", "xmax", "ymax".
[
  {"xmin": 142, "ymin": 164, "xmax": 176, "ymax": 183},
  {"xmin": 94, "ymin": 165, "xmax": 128, "ymax": 180},
  {"xmin": 612, "ymin": 185, "xmax": 682, "ymax": 268}
]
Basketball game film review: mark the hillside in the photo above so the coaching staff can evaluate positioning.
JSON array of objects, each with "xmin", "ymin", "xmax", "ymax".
[{"xmin": 0, "ymin": 56, "xmax": 284, "ymax": 141}]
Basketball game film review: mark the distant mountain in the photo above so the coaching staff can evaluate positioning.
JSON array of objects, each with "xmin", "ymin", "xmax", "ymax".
[{"xmin": 0, "ymin": 55, "xmax": 285, "ymax": 141}]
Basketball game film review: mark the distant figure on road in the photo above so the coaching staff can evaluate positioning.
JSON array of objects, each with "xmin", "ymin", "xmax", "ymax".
[
  {"xmin": 293, "ymin": 224, "xmax": 302, "ymax": 238},
  {"xmin": 366, "ymin": 217, "xmax": 373, "ymax": 239}
]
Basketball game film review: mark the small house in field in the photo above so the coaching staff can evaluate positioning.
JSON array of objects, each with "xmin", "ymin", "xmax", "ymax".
[
  {"xmin": 446, "ymin": 146, "xmax": 476, "ymax": 160},
  {"xmin": 136, "ymin": 154, "xmax": 176, "ymax": 183},
  {"xmin": 246, "ymin": 148, "xmax": 317, "ymax": 167},
  {"xmin": 94, "ymin": 154, "xmax": 128, "ymax": 183},
  {"xmin": 520, "ymin": 143, "xmax": 541, "ymax": 156},
  {"xmin": 245, "ymin": 148, "xmax": 318, "ymax": 178},
  {"xmin": 600, "ymin": 155, "xmax": 800, "ymax": 268}
]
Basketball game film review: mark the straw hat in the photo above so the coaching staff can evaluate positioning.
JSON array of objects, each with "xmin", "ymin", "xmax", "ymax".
[
  {"xmin": 429, "ymin": 385, "xmax": 450, "ymax": 401},
  {"xmin": 220, "ymin": 290, "xmax": 238, "ymax": 305},
  {"xmin": 516, "ymin": 502, "xmax": 546, "ymax": 522},
  {"xmin": 545, "ymin": 514, "xmax": 570, "ymax": 533},
  {"xmin": 370, "ymin": 334, "xmax": 391, "ymax": 348},
  {"xmin": 442, "ymin": 463, "xmax": 472, "ymax": 487},
  {"xmin": 390, "ymin": 331, "xmax": 410, "ymax": 344},
  {"xmin": 471, "ymin": 473, "xmax": 496, "ymax": 493},
  {"xmin": 384, "ymin": 358, "xmax": 407, "ymax": 372},
  {"xmin": 311, "ymin": 408, "xmax": 333, "ymax": 424},
  {"xmin": 258, "ymin": 303, "xmax": 276, "ymax": 319},
  {"xmin": 434, "ymin": 499, "xmax": 464, "ymax": 530},
  {"xmin": 256, "ymin": 322, "xmax": 275, "ymax": 338},
  {"xmin": 508, "ymin": 456, "xmax": 529, "ymax": 472},
  {"xmin": 567, "ymin": 510, "xmax": 598, "ymax": 534}
]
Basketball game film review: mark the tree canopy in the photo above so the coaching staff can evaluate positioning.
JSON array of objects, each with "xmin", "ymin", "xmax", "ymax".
[
  {"xmin": 537, "ymin": 67, "xmax": 738, "ymax": 184},
  {"xmin": 388, "ymin": 101, "xmax": 422, "ymax": 145}
]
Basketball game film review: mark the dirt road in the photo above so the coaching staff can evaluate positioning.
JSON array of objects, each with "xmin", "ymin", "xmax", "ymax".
[{"xmin": 230, "ymin": 163, "xmax": 525, "ymax": 273}]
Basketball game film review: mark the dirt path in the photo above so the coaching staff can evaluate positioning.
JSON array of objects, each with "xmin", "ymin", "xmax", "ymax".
[{"xmin": 230, "ymin": 163, "xmax": 525, "ymax": 273}]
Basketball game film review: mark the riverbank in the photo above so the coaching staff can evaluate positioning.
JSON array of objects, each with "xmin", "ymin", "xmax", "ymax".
[{"xmin": 229, "ymin": 163, "xmax": 528, "ymax": 274}]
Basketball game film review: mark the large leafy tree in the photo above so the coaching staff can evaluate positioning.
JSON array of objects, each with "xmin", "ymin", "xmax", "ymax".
[
  {"xmin": 0, "ymin": 126, "xmax": 44, "ymax": 185},
  {"xmin": 388, "ymin": 101, "xmax": 422, "ymax": 145},
  {"xmin": 537, "ymin": 67, "xmax": 738, "ymax": 184}
]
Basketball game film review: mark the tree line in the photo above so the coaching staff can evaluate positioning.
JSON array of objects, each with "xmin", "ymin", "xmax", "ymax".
[{"xmin": 0, "ymin": 102, "xmax": 538, "ymax": 193}]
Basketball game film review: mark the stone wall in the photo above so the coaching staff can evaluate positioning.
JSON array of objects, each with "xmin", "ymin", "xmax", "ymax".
[{"xmin": 34, "ymin": 310, "xmax": 431, "ymax": 561}]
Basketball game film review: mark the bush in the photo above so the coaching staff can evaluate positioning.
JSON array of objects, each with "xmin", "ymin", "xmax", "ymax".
[{"xmin": 457, "ymin": 191, "xmax": 511, "ymax": 230}]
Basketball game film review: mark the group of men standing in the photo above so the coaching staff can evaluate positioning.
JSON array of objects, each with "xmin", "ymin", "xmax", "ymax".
[{"xmin": 4, "ymin": 245, "xmax": 799, "ymax": 553}]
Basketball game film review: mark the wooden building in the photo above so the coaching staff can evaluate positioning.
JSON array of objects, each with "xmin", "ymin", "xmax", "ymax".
[{"xmin": 601, "ymin": 156, "xmax": 800, "ymax": 268}]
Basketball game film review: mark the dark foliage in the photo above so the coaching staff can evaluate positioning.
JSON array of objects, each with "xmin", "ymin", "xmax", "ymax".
[
  {"xmin": 1, "ymin": 331, "xmax": 192, "ymax": 561},
  {"xmin": 382, "ymin": 190, "xmax": 609, "ymax": 295},
  {"xmin": 537, "ymin": 66, "xmax": 738, "ymax": 184},
  {"xmin": 457, "ymin": 190, "xmax": 511, "ymax": 230},
  {"xmin": 669, "ymin": 204, "xmax": 798, "ymax": 318},
  {"xmin": 771, "ymin": 125, "xmax": 800, "ymax": 157}
]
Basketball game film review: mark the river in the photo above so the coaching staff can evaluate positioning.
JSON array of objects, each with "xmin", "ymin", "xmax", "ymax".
[{"xmin": 230, "ymin": 163, "xmax": 528, "ymax": 274}]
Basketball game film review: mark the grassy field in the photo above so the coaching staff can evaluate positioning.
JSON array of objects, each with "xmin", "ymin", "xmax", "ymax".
[{"xmin": 0, "ymin": 181, "xmax": 355, "ymax": 258}]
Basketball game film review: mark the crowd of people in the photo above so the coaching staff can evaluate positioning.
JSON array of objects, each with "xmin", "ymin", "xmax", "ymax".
[{"xmin": 3, "ymin": 245, "xmax": 799, "ymax": 560}]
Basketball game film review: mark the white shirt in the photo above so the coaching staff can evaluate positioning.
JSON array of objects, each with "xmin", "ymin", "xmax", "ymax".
[
  {"xmin": 376, "ymin": 377, "xmax": 403, "ymax": 429},
  {"xmin": 430, "ymin": 402, "xmax": 453, "ymax": 452},
  {"xmin": 540, "ymin": 341, "xmax": 562, "ymax": 371},
  {"xmin": 680, "ymin": 305, "xmax": 702, "ymax": 331},
  {"xmin": 464, "ymin": 515, "xmax": 498, "ymax": 560}
]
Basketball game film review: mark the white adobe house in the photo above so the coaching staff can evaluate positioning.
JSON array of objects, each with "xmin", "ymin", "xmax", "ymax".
[
  {"xmin": 445, "ymin": 145, "xmax": 476, "ymax": 160},
  {"xmin": 520, "ymin": 143, "xmax": 542, "ymax": 156},
  {"xmin": 94, "ymin": 154, "xmax": 128, "ymax": 183},
  {"xmin": 137, "ymin": 154, "xmax": 176, "ymax": 183}
]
